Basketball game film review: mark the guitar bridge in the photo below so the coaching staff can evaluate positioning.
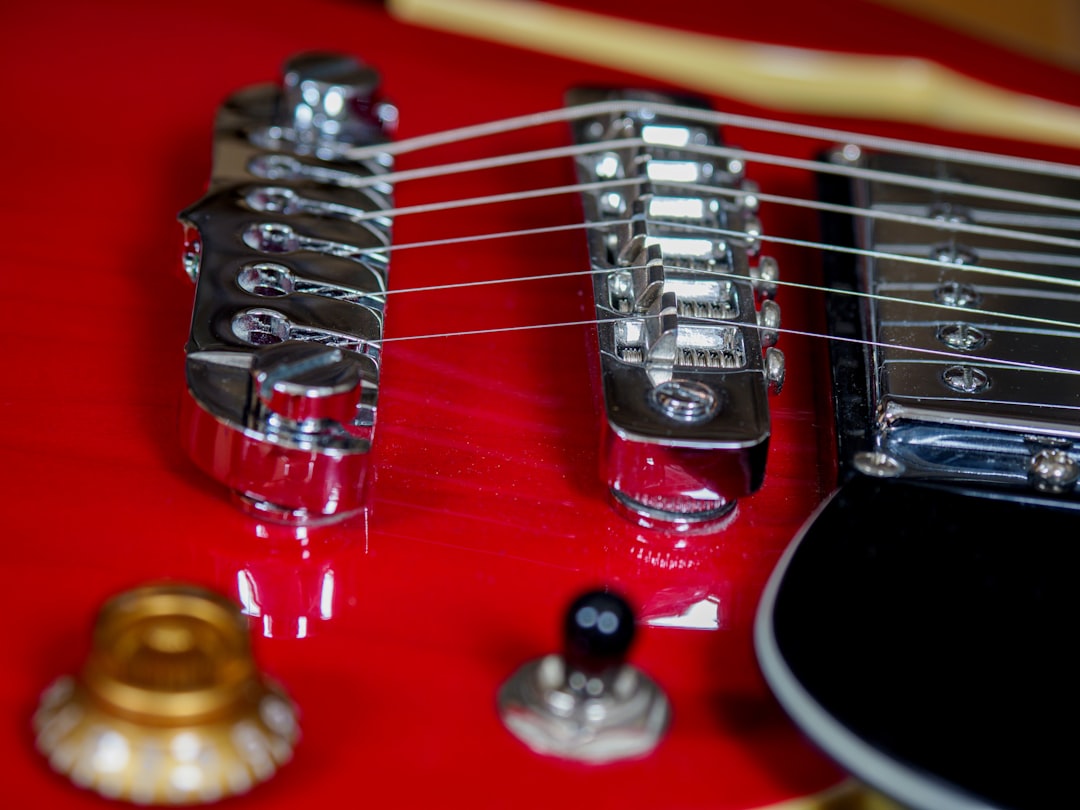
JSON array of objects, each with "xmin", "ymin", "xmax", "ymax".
[
  {"xmin": 569, "ymin": 89, "xmax": 785, "ymax": 528},
  {"xmin": 178, "ymin": 52, "xmax": 397, "ymax": 523}
]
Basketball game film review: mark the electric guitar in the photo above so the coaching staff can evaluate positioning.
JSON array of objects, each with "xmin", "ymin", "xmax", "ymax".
[{"xmin": 3, "ymin": 1, "xmax": 1078, "ymax": 808}]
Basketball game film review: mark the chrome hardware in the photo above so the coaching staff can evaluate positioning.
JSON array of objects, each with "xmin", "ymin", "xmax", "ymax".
[
  {"xmin": 751, "ymin": 255, "xmax": 779, "ymax": 298},
  {"xmin": 928, "ymin": 200, "xmax": 973, "ymax": 224},
  {"xmin": 1028, "ymin": 447, "xmax": 1080, "ymax": 494},
  {"xmin": 852, "ymin": 450, "xmax": 906, "ymax": 478},
  {"xmin": 941, "ymin": 365, "xmax": 991, "ymax": 394},
  {"xmin": 932, "ymin": 243, "xmax": 979, "ymax": 265},
  {"xmin": 497, "ymin": 591, "xmax": 670, "ymax": 764},
  {"xmin": 757, "ymin": 299, "xmax": 782, "ymax": 347},
  {"xmin": 179, "ymin": 52, "xmax": 394, "ymax": 523},
  {"xmin": 765, "ymin": 346, "xmax": 786, "ymax": 394},
  {"xmin": 936, "ymin": 323, "xmax": 988, "ymax": 351},
  {"xmin": 568, "ymin": 89, "xmax": 781, "ymax": 527},
  {"xmin": 649, "ymin": 380, "xmax": 721, "ymax": 423},
  {"xmin": 280, "ymin": 51, "xmax": 392, "ymax": 148},
  {"xmin": 827, "ymin": 147, "xmax": 1080, "ymax": 494},
  {"xmin": 934, "ymin": 281, "xmax": 980, "ymax": 307}
]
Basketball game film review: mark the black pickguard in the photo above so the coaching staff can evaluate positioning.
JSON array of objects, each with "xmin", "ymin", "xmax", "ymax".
[
  {"xmin": 757, "ymin": 475, "xmax": 1080, "ymax": 809},
  {"xmin": 756, "ymin": 154, "xmax": 1080, "ymax": 810}
]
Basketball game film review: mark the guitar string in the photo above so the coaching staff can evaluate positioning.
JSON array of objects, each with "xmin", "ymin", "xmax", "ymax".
[
  {"xmin": 315, "ymin": 160, "xmax": 1080, "ymax": 294},
  {"xmin": 693, "ymin": 185, "xmax": 1080, "ymax": 252},
  {"xmin": 322, "ymin": 102, "xmax": 1080, "ymax": 258},
  {"xmin": 689, "ymin": 142, "xmax": 1080, "ymax": 215},
  {"xmin": 337, "ymin": 102, "xmax": 1080, "ymax": 216},
  {"xmin": 326, "ymin": 125, "xmax": 1080, "ymax": 257},
  {"xmin": 351, "ymin": 240, "xmax": 1080, "ymax": 379},
  {"xmin": 339, "ymin": 145, "xmax": 1080, "ymax": 222},
  {"xmin": 374, "ymin": 258, "xmax": 1080, "ymax": 335},
  {"xmin": 333, "ymin": 138, "xmax": 648, "ymax": 188},
  {"xmin": 322, "ymin": 217, "xmax": 1080, "ymax": 349},
  {"xmin": 359, "ymin": 187, "xmax": 1080, "ymax": 272},
  {"xmin": 350, "ymin": 112, "xmax": 1080, "ymax": 276},
  {"xmin": 337, "ymin": 192, "xmax": 1080, "ymax": 312},
  {"xmin": 364, "ymin": 250, "xmax": 1080, "ymax": 376},
  {"xmin": 271, "ymin": 102, "xmax": 1080, "ymax": 374},
  {"xmin": 356, "ymin": 197, "xmax": 1080, "ymax": 333},
  {"xmin": 367, "ymin": 253, "xmax": 1080, "ymax": 378},
  {"xmin": 333, "ymin": 188, "xmax": 1080, "ymax": 371},
  {"xmin": 374, "ymin": 315, "xmax": 1080, "ymax": 381},
  {"xmin": 343, "ymin": 99, "xmax": 1080, "ymax": 180}
]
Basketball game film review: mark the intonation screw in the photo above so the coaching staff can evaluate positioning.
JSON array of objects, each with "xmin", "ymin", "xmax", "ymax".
[
  {"xmin": 648, "ymin": 380, "xmax": 720, "ymax": 423},
  {"xmin": 853, "ymin": 451, "xmax": 905, "ymax": 478}
]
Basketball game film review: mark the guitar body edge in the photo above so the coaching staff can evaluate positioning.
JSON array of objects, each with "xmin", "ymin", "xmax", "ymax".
[{"xmin": 755, "ymin": 476, "xmax": 1080, "ymax": 810}]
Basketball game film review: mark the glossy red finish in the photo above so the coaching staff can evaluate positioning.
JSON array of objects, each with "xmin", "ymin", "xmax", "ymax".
[{"xmin": 3, "ymin": 1, "xmax": 1078, "ymax": 808}]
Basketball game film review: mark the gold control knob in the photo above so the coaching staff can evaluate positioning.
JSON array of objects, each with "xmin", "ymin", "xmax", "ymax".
[{"xmin": 33, "ymin": 584, "xmax": 299, "ymax": 804}]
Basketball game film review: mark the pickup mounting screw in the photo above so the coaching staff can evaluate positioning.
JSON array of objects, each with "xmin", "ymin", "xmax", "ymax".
[
  {"xmin": 942, "ymin": 364, "xmax": 990, "ymax": 394},
  {"xmin": 937, "ymin": 323, "xmax": 987, "ymax": 351},
  {"xmin": 935, "ymin": 281, "xmax": 980, "ymax": 307},
  {"xmin": 1028, "ymin": 448, "xmax": 1079, "ymax": 494},
  {"xmin": 853, "ymin": 451, "xmax": 905, "ymax": 478}
]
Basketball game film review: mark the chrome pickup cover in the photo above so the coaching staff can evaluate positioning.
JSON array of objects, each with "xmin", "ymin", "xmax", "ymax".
[
  {"xmin": 824, "ymin": 145, "xmax": 1080, "ymax": 496},
  {"xmin": 568, "ymin": 89, "xmax": 785, "ymax": 528},
  {"xmin": 179, "ymin": 52, "xmax": 396, "ymax": 523}
]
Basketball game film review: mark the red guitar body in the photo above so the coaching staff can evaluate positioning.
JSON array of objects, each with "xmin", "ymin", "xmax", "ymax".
[{"xmin": 2, "ymin": 1, "xmax": 1076, "ymax": 807}]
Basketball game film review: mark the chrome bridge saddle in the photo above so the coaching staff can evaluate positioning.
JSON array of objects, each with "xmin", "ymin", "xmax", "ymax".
[{"xmin": 568, "ymin": 89, "xmax": 784, "ymax": 528}]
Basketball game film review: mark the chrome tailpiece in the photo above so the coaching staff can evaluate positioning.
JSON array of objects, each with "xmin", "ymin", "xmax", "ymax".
[
  {"xmin": 568, "ymin": 89, "xmax": 784, "ymax": 529},
  {"xmin": 179, "ymin": 52, "xmax": 397, "ymax": 523}
]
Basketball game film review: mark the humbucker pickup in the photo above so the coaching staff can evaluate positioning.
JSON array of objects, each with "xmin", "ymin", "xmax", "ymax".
[
  {"xmin": 568, "ymin": 89, "xmax": 785, "ymax": 528},
  {"xmin": 178, "ymin": 52, "xmax": 397, "ymax": 523},
  {"xmin": 820, "ymin": 144, "xmax": 1080, "ymax": 497}
]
